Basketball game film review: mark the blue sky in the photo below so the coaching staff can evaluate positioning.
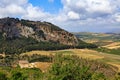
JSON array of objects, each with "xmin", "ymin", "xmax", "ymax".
[
  {"xmin": 0, "ymin": 0, "xmax": 120, "ymax": 33},
  {"xmin": 29, "ymin": 0, "xmax": 63, "ymax": 14}
]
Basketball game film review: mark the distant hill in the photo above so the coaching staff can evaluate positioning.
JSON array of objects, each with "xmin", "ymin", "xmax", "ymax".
[
  {"xmin": 0, "ymin": 17, "xmax": 97, "ymax": 54},
  {"xmin": 73, "ymin": 32, "xmax": 120, "ymax": 46},
  {"xmin": 74, "ymin": 32, "xmax": 120, "ymax": 40}
]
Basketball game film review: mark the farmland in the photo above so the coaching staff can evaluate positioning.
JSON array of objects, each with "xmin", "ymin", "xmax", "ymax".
[{"xmin": 21, "ymin": 49, "xmax": 120, "ymax": 72}]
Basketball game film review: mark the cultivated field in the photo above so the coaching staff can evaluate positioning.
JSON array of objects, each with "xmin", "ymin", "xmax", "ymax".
[
  {"xmin": 21, "ymin": 49, "xmax": 120, "ymax": 72},
  {"xmin": 103, "ymin": 42, "xmax": 120, "ymax": 49}
]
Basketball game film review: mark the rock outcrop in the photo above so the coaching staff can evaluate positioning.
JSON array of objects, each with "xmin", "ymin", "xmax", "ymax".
[{"xmin": 0, "ymin": 17, "xmax": 79, "ymax": 46}]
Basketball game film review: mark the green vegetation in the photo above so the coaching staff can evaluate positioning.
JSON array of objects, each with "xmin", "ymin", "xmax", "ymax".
[
  {"xmin": 51, "ymin": 54, "xmax": 116, "ymax": 79},
  {"xmin": 21, "ymin": 54, "xmax": 52, "ymax": 63},
  {"xmin": 76, "ymin": 42, "xmax": 98, "ymax": 49},
  {"xmin": 0, "ymin": 54, "xmax": 119, "ymax": 80},
  {"xmin": 0, "ymin": 32, "xmax": 97, "ymax": 54},
  {"xmin": 0, "ymin": 67, "xmax": 43, "ymax": 80},
  {"xmin": 47, "ymin": 54, "xmax": 119, "ymax": 80},
  {"xmin": 21, "ymin": 19, "xmax": 37, "ymax": 30},
  {"xmin": 0, "ymin": 72, "xmax": 7, "ymax": 80},
  {"xmin": 95, "ymin": 47, "xmax": 120, "ymax": 55}
]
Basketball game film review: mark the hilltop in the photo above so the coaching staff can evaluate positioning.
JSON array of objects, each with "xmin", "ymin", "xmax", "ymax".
[
  {"xmin": 0, "ymin": 17, "xmax": 97, "ymax": 54},
  {"xmin": 0, "ymin": 17, "xmax": 78, "ymax": 45}
]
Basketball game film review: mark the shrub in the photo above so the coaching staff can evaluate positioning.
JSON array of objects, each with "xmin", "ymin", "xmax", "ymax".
[
  {"xmin": 48, "ymin": 54, "xmax": 92, "ymax": 80},
  {"xmin": 47, "ymin": 54, "xmax": 116, "ymax": 80},
  {"xmin": 0, "ymin": 72, "xmax": 7, "ymax": 80}
]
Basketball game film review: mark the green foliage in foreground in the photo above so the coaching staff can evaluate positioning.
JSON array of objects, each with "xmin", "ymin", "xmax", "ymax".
[
  {"xmin": 48, "ymin": 55, "xmax": 92, "ymax": 80},
  {"xmin": 0, "ymin": 67, "xmax": 43, "ymax": 80},
  {"xmin": 0, "ymin": 54, "xmax": 119, "ymax": 80},
  {"xmin": 47, "ymin": 54, "xmax": 118, "ymax": 80}
]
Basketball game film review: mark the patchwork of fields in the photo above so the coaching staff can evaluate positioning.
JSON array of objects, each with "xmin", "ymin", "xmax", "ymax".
[{"xmin": 21, "ymin": 49, "xmax": 120, "ymax": 72}]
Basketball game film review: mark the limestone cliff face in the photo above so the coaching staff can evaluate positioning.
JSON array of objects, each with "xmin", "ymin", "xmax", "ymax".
[{"xmin": 0, "ymin": 17, "xmax": 79, "ymax": 46}]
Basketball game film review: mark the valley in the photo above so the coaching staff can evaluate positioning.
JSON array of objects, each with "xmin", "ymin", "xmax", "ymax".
[
  {"xmin": 0, "ymin": 18, "xmax": 120, "ymax": 80},
  {"xmin": 74, "ymin": 32, "xmax": 120, "ymax": 55},
  {"xmin": 0, "ymin": 49, "xmax": 120, "ymax": 79},
  {"xmin": 21, "ymin": 49, "xmax": 120, "ymax": 71},
  {"xmin": 1, "ymin": 0, "xmax": 120, "ymax": 79}
]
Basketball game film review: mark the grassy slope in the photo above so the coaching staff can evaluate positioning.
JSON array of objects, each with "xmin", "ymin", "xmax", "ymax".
[{"xmin": 21, "ymin": 49, "xmax": 120, "ymax": 72}]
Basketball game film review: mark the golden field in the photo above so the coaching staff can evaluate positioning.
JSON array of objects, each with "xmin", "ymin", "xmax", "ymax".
[{"xmin": 21, "ymin": 49, "xmax": 120, "ymax": 72}]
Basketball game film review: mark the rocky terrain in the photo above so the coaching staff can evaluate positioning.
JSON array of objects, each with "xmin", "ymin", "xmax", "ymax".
[{"xmin": 0, "ymin": 17, "xmax": 78, "ymax": 46}]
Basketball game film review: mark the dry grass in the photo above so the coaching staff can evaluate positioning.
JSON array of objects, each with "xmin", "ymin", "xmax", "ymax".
[
  {"xmin": 70, "ymin": 49, "xmax": 120, "ymax": 71},
  {"xmin": 21, "ymin": 49, "xmax": 120, "ymax": 72},
  {"xmin": 84, "ymin": 39, "xmax": 99, "ymax": 43},
  {"xmin": 20, "ymin": 51, "xmax": 54, "ymax": 56},
  {"xmin": 70, "ymin": 49, "xmax": 104, "ymax": 59},
  {"xmin": 33, "ymin": 62, "xmax": 52, "ymax": 72},
  {"xmin": 103, "ymin": 42, "xmax": 120, "ymax": 49},
  {"xmin": 108, "ymin": 63, "xmax": 120, "ymax": 71}
]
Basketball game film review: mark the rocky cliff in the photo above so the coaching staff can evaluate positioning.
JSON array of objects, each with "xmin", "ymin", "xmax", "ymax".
[{"xmin": 0, "ymin": 17, "xmax": 79, "ymax": 46}]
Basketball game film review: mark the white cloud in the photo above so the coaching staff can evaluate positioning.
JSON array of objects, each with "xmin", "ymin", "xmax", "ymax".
[
  {"xmin": 62, "ymin": 0, "xmax": 117, "ymax": 18},
  {"xmin": 114, "ymin": 13, "xmax": 120, "ymax": 22},
  {"xmin": 86, "ymin": 0, "xmax": 113, "ymax": 14},
  {"xmin": 0, "ymin": 4, "xmax": 25, "ymax": 18},
  {"xmin": 0, "ymin": 0, "xmax": 28, "ymax": 6},
  {"xmin": 56, "ymin": 0, "xmax": 120, "ymax": 32},
  {"xmin": 0, "ymin": 0, "xmax": 27, "ymax": 18},
  {"xmin": 0, "ymin": 0, "xmax": 50, "ymax": 20},
  {"xmin": 22, "ymin": 4, "xmax": 50, "ymax": 21},
  {"xmin": 67, "ymin": 11, "xmax": 80, "ymax": 20},
  {"xmin": 0, "ymin": 0, "xmax": 120, "ymax": 32}
]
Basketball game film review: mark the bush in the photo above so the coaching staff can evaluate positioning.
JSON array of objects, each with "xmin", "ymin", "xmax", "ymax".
[
  {"xmin": 10, "ymin": 68, "xmax": 43, "ymax": 80},
  {"xmin": 48, "ymin": 54, "xmax": 91, "ymax": 80},
  {"xmin": 0, "ymin": 72, "xmax": 7, "ymax": 80},
  {"xmin": 47, "ymin": 54, "xmax": 116, "ymax": 80},
  {"xmin": 11, "ymin": 71, "xmax": 27, "ymax": 80}
]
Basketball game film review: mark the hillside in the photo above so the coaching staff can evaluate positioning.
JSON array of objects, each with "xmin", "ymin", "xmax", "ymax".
[
  {"xmin": 0, "ymin": 17, "xmax": 97, "ymax": 54},
  {"xmin": 0, "ymin": 17, "xmax": 79, "ymax": 45}
]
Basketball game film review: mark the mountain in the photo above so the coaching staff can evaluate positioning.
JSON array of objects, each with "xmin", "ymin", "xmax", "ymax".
[
  {"xmin": 0, "ymin": 17, "xmax": 97, "ymax": 54},
  {"xmin": 0, "ymin": 17, "xmax": 78, "ymax": 45}
]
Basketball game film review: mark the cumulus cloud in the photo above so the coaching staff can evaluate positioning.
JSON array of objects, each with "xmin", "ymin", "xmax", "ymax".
[
  {"xmin": 0, "ymin": 0, "xmax": 27, "ymax": 18},
  {"xmin": 22, "ymin": 4, "xmax": 51, "ymax": 21},
  {"xmin": 61, "ymin": 0, "xmax": 118, "ymax": 19},
  {"xmin": 0, "ymin": 0, "xmax": 120, "ymax": 32},
  {"xmin": 86, "ymin": 0, "xmax": 113, "ymax": 14},
  {"xmin": 0, "ymin": 0, "xmax": 51, "ymax": 21},
  {"xmin": 114, "ymin": 13, "xmax": 120, "ymax": 22},
  {"xmin": 67, "ymin": 11, "xmax": 80, "ymax": 20},
  {"xmin": 57, "ymin": 0, "xmax": 120, "ymax": 32},
  {"xmin": 0, "ymin": 0, "xmax": 28, "ymax": 6},
  {"xmin": 0, "ymin": 4, "xmax": 25, "ymax": 18}
]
